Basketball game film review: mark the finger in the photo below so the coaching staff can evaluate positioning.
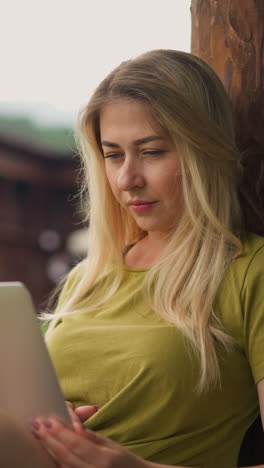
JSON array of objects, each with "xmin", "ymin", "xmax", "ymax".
[
  {"xmin": 65, "ymin": 402, "xmax": 80, "ymax": 425},
  {"xmin": 65, "ymin": 401, "xmax": 73, "ymax": 410},
  {"xmin": 84, "ymin": 427, "xmax": 111, "ymax": 446},
  {"xmin": 65, "ymin": 402, "xmax": 97, "ymax": 433},
  {"xmin": 74, "ymin": 406, "xmax": 99, "ymax": 423},
  {"xmin": 32, "ymin": 418, "xmax": 95, "ymax": 466},
  {"xmin": 67, "ymin": 408, "xmax": 82, "ymax": 428},
  {"xmin": 39, "ymin": 431, "xmax": 89, "ymax": 468},
  {"xmin": 30, "ymin": 430, "xmax": 60, "ymax": 466},
  {"xmin": 72, "ymin": 421, "xmax": 86, "ymax": 437}
]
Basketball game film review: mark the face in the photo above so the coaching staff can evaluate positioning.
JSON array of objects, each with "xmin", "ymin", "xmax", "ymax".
[{"xmin": 100, "ymin": 99, "xmax": 183, "ymax": 236}]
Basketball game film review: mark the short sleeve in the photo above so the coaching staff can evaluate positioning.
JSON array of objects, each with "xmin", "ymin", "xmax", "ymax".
[{"xmin": 242, "ymin": 245, "xmax": 264, "ymax": 383}]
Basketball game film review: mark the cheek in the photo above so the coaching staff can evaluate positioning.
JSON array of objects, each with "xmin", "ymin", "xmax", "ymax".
[
  {"xmin": 159, "ymin": 174, "xmax": 183, "ymax": 200},
  {"xmin": 105, "ymin": 165, "xmax": 114, "ymax": 189},
  {"xmin": 105, "ymin": 170, "xmax": 121, "ymax": 201}
]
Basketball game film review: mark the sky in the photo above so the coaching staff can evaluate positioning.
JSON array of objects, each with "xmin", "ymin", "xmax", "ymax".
[{"xmin": 0, "ymin": 0, "xmax": 192, "ymax": 126}]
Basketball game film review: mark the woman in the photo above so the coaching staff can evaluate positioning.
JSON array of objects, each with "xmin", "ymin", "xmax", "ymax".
[{"xmin": 5, "ymin": 49, "xmax": 264, "ymax": 467}]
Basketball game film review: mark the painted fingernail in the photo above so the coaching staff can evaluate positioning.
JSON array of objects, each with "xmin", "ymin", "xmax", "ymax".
[
  {"xmin": 42, "ymin": 418, "xmax": 53, "ymax": 428},
  {"xmin": 31, "ymin": 420, "xmax": 40, "ymax": 430}
]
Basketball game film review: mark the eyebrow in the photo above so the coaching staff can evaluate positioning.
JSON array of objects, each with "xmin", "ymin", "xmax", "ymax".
[{"xmin": 101, "ymin": 136, "xmax": 167, "ymax": 148}]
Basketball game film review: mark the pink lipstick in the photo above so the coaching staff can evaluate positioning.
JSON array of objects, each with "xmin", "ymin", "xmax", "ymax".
[{"xmin": 128, "ymin": 200, "xmax": 157, "ymax": 213}]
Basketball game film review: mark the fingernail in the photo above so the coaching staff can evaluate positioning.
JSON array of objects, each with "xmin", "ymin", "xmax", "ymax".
[
  {"xmin": 94, "ymin": 405, "xmax": 100, "ymax": 411},
  {"xmin": 42, "ymin": 418, "xmax": 53, "ymax": 428},
  {"xmin": 31, "ymin": 420, "xmax": 40, "ymax": 430}
]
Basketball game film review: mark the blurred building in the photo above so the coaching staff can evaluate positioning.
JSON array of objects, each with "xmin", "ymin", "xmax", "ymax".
[{"xmin": 0, "ymin": 128, "xmax": 82, "ymax": 308}]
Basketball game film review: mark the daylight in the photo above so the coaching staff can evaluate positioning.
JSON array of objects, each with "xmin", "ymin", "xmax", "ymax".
[{"xmin": 0, "ymin": 0, "xmax": 191, "ymax": 125}]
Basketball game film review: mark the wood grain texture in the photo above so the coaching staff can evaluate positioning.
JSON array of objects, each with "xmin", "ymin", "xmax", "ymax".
[
  {"xmin": 191, "ymin": 0, "xmax": 264, "ymax": 234},
  {"xmin": 191, "ymin": 0, "xmax": 264, "ymax": 147}
]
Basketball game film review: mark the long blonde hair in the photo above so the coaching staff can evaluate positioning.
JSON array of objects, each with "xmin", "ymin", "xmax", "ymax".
[{"xmin": 44, "ymin": 50, "xmax": 244, "ymax": 391}]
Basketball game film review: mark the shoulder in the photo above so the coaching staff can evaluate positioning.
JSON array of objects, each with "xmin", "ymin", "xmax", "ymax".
[
  {"xmin": 216, "ymin": 233, "xmax": 264, "ymax": 351},
  {"xmin": 216, "ymin": 233, "xmax": 264, "ymax": 320},
  {"xmin": 56, "ymin": 261, "xmax": 85, "ymax": 307},
  {"xmin": 237, "ymin": 233, "xmax": 264, "ymax": 301},
  {"xmin": 229, "ymin": 232, "xmax": 264, "ymax": 281},
  {"xmin": 240, "ymin": 232, "xmax": 264, "ymax": 259},
  {"xmin": 64, "ymin": 261, "xmax": 85, "ymax": 290},
  {"xmin": 236, "ymin": 234, "xmax": 264, "ymax": 383}
]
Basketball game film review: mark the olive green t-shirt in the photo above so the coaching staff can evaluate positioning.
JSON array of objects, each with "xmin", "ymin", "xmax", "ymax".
[{"xmin": 46, "ymin": 233, "xmax": 264, "ymax": 467}]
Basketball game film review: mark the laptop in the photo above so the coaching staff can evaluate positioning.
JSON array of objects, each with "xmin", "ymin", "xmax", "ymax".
[{"xmin": 0, "ymin": 282, "xmax": 71, "ymax": 428}]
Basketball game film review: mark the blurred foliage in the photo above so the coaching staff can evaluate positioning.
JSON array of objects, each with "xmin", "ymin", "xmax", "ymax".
[{"xmin": 0, "ymin": 114, "xmax": 76, "ymax": 154}]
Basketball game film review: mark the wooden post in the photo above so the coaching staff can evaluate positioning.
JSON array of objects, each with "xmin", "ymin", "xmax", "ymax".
[
  {"xmin": 191, "ymin": 2, "xmax": 264, "ymax": 464},
  {"xmin": 191, "ymin": 0, "xmax": 264, "ymax": 234}
]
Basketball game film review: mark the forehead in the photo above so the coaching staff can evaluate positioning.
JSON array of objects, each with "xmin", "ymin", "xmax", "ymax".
[{"xmin": 99, "ymin": 99, "xmax": 168, "ymax": 140}]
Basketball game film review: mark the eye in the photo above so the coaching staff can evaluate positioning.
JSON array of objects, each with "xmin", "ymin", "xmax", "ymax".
[
  {"xmin": 103, "ymin": 153, "xmax": 122, "ymax": 160},
  {"xmin": 143, "ymin": 150, "xmax": 165, "ymax": 156}
]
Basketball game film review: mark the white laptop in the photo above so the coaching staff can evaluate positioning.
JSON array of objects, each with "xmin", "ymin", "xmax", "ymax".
[{"xmin": 0, "ymin": 282, "xmax": 71, "ymax": 428}]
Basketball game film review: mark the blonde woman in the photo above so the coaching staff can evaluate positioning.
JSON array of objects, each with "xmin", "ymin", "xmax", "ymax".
[{"xmin": 6, "ymin": 49, "xmax": 263, "ymax": 467}]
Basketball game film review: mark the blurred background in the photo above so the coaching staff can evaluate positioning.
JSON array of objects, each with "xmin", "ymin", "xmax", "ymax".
[{"xmin": 0, "ymin": 0, "xmax": 191, "ymax": 308}]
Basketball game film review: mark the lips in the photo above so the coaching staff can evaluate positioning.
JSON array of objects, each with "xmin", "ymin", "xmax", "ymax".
[
  {"xmin": 127, "ymin": 200, "xmax": 156, "ymax": 206},
  {"xmin": 127, "ymin": 200, "xmax": 157, "ymax": 213}
]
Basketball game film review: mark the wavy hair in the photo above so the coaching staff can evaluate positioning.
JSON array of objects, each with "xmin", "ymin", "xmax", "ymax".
[{"xmin": 44, "ymin": 49, "xmax": 244, "ymax": 392}]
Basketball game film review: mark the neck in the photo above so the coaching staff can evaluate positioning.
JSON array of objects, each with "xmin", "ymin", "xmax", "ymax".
[{"xmin": 125, "ymin": 232, "xmax": 170, "ymax": 269}]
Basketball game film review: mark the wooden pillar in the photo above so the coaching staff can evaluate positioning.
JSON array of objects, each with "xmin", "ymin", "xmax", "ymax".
[
  {"xmin": 191, "ymin": 0, "xmax": 264, "ymax": 234},
  {"xmin": 191, "ymin": 2, "xmax": 264, "ymax": 464}
]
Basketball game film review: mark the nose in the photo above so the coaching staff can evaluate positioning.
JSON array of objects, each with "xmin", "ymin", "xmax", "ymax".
[{"xmin": 117, "ymin": 157, "xmax": 145, "ymax": 191}]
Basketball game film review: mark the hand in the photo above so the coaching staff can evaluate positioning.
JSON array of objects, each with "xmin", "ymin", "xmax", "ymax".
[
  {"xmin": 30, "ymin": 416, "xmax": 148, "ymax": 468},
  {"xmin": 65, "ymin": 402, "xmax": 99, "ymax": 435}
]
